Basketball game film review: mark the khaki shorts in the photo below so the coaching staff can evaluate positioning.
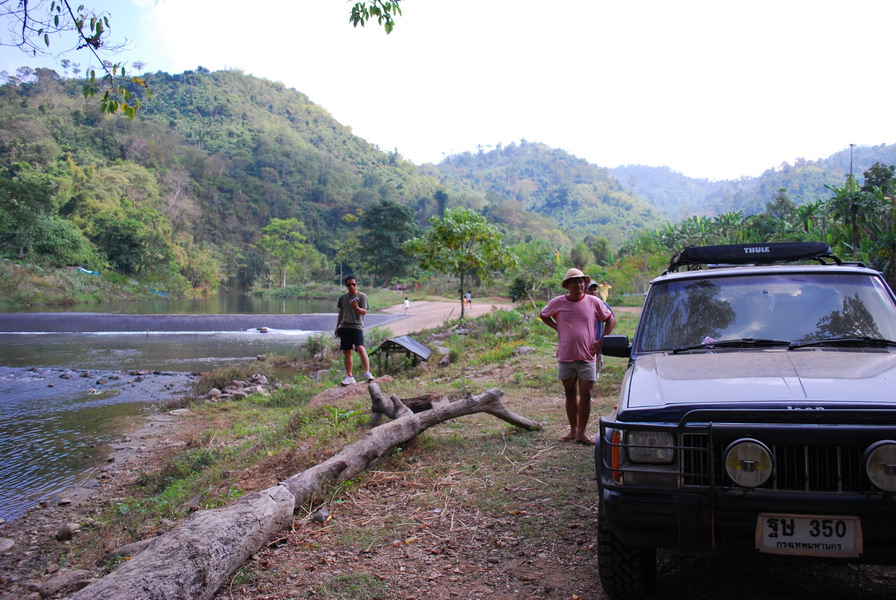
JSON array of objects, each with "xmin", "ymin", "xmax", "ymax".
[{"xmin": 557, "ymin": 360, "xmax": 600, "ymax": 382}]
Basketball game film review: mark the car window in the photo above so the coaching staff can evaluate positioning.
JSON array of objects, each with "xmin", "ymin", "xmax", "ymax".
[{"xmin": 635, "ymin": 272, "xmax": 896, "ymax": 352}]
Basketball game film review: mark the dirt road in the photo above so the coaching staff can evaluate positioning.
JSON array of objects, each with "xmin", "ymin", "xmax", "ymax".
[{"xmin": 375, "ymin": 298, "xmax": 514, "ymax": 337}]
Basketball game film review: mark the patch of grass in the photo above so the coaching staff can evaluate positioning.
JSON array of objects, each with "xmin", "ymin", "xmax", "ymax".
[
  {"xmin": 313, "ymin": 572, "xmax": 395, "ymax": 600},
  {"xmin": 0, "ymin": 260, "xmax": 144, "ymax": 310},
  {"xmin": 297, "ymin": 332, "xmax": 338, "ymax": 362},
  {"xmin": 229, "ymin": 565, "xmax": 257, "ymax": 587}
]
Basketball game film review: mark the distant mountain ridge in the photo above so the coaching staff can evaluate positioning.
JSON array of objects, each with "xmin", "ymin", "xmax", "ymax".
[{"xmin": 610, "ymin": 143, "xmax": 896, "ymax": 220}]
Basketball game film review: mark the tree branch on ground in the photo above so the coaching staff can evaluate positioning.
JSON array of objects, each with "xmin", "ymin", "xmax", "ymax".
[{"xmin": 67, "ymin": 386, "xmax": 539, "ymax": 600}]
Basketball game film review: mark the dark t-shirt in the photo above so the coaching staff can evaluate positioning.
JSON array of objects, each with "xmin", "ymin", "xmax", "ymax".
[{"xmin": 337, "ymin": 291, "xmax": 368, "ymax": 330}]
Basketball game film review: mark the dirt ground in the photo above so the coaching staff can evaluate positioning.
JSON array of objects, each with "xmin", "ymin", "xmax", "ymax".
[
  {"xmin": 2, "ymin": 301, "xmax": 896, "ymax": 600},
  {"xmin": 377, "ymin": 298, "xmax": 515, "ymax": 337}
]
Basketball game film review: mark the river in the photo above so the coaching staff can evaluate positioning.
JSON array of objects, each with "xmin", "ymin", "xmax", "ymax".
[{"xmin": 0, "ymin": 294, "xmax": 399, "ymax": 522}]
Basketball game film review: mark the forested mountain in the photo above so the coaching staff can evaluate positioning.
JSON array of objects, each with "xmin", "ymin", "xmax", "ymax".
[
  {"xmin": 431, "ymin": 141, "xmax": 663, "ymax": 245},
  {"xmin": 3, "ymin": 66, "xmax": 892, "ymax": 296},
  {"xmin": 0, "ymin": 68, "xmax": 664, "ymax": 292},
  {"xmin": 0, "ymin": 67, "xmax": 450, "ymax": 291},
  {"xmin": 612, "ymin": 142, "xmax": 896, "ymax": 219}
]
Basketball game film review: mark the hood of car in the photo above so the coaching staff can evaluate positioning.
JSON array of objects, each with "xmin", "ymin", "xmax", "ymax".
[{"xmin": 624, "ymin": 349, "xmax": 896, "ymax": 408}]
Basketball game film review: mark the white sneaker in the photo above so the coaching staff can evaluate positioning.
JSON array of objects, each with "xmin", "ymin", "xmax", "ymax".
[
  {"xmin": 363, "ymin": 371, "xmax": 375, "ymax": 382},
  {"xmin": 341, "ymin": 375, "xmax": 356, "ymax": 385}
]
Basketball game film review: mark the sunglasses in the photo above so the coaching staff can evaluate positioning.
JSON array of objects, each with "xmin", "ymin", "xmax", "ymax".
[{"xmin": 346, "ymin": 282, "xmax": 357, "ymax": 287}]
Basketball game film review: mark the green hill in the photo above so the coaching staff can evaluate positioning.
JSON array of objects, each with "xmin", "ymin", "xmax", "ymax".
[
  {"xmin": 432, "ymin": 141, "xmax": 663, "ymax": 246},
  {"xmin": 0, "ymin": 68, "xmax": 667, "ymax": 292}
]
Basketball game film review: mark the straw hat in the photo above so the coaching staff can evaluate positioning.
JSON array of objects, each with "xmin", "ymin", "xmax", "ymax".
[{"xmin": 561, "ymin": 268, "xmax": 590, "ymax": 289}]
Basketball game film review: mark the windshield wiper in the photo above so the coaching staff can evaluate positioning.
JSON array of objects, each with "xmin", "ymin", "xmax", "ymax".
[
  {"xmin": 788, "ymin": 337, "xmax": 896, "ymax": 350},
  {"xmin": 672, "ymin": 338, "xmax": 791, "ymax": 354}
]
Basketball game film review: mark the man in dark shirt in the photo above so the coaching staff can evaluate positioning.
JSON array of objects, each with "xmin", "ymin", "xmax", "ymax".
[{"xmin": 335, "ymin": 276, "xmax": 375, "ymax": 385}]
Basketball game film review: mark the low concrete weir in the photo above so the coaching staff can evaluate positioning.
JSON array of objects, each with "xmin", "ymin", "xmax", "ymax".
[{"xmin": 0, "ymin": 312, "xmax": 398, "ymax": 333}]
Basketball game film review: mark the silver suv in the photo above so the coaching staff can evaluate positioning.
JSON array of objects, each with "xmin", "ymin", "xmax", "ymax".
[{"xmin": 596, "ymin": 242, "xmax": 896, "ymax": 599}]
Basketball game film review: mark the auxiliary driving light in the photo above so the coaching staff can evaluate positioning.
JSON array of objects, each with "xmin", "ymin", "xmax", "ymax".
[
  {"xmin": 865, "ymin": 440, "xmax": 896, "ymax": 492},
  {"xmin": 724, "ymin": 438, "xmax": 773, "ymax": 487}
]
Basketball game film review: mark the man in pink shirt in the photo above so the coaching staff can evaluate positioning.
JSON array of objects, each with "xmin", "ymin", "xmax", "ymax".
[{"xmin": 540, "ymin": 268, "xmax": 616, "ymax": 445}]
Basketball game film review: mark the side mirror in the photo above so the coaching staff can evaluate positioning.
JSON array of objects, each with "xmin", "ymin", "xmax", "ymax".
[{"xmin": 602, "ymin": 334, "xmax": 631, "ymax": 358}]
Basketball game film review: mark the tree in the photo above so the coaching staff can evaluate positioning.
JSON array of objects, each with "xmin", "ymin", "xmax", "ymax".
[
  {"xmin": 0, "ymin": 164, "xmax": 56, "ymax": 259},
  {"xmin": 358, "ymin": 199, "xmax": 419, "ymax": 286},
  {"xmin": 862, "ymin": 162, "xmax": 896, "ymax": 196},
  {"xmin": 584, "ymin": 235, "xmax": 612, "ymax": 266},
  {"xmin": 258, "ymin": 218, "xmax": 312, "ymax": 288},
  {"xmin": 288, "ymin": 244, "xmax": 329, "ymax": 285},
  {"xmin": 569, "ymin": 241, "xmax": 590, "ymax": 270},
  {"xmin": 349, "ymin": 1, "xmax": 404, "ymax": 33},
  {"xmin": 510, "ymin": 240, "xmax": 559, "ymax": 307},
  {"xmin": 404, "ymin": 208, "xmax": 516, "ymax": 319},
  {"xmin": 89, "ymin": 214, "xmax": 139, "ymax": 274},
  {"xmin": 765, "ymin": 188, "xmax": 795, "ymax": 221},
  {"xmin": 180, "ymin": 237, "xmax": 224, "ymax": 293}
]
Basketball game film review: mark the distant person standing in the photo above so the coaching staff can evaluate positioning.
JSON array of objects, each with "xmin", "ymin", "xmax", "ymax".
[
  {"xmin": 404, "ymin": 297, "xmax": 411, "ymax": 316},
  {"xmin": 540, "ymin": 268, "xmax": 616, "ymax": 445},
  {"xmin": 597, "ymin": 280, "xmax": 612, "ymax": 302},
  {"xmin": 465, "ymin": 291, "xmax": 472, "ymax": 305},
  {"xmin": 335, "ymin": 276, "xmax": 375, "ymax": 385},
  {"xmin": 587, "ymin": 279, "xmax": 615, "ymax": 343}
]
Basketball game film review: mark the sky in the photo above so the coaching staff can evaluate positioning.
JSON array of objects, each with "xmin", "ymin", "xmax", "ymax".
[{"xmin": 1, "ymin": 0, "xmax": 893, "ymax": 181}]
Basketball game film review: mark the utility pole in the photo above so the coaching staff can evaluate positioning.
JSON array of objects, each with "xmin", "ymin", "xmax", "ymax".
[{"xmin": 849, "ymin": 143, "xmax": 856, "ymax": 188}]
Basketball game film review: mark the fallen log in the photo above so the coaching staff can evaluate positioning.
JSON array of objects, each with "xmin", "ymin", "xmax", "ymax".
[
  {"xmin": 67, "ymin": 485, "xmax": 295, "ymax": 600},
  {"xmin": 66, "ymin": 387, "xmax": 539, "ymax": 600},
  {"xmin": 282, "ymin": 387, "xmax": 540, "ymax": 501}
]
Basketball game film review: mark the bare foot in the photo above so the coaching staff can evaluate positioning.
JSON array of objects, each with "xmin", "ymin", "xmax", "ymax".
[
  {"xmin": 575, "ymin": 435, "xmax": 595, "ymax": 446},
  {"xmin": 559, "ymin": 433, "xmax": 576, "ymax": 442}
]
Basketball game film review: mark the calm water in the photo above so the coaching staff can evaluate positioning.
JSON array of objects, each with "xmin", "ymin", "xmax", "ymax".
[
  {"xmin": 0, "ymin": 294, "xmax": 396, "ymax": 522},
  {"xmin": 15, "ymin": 293, "xmax": 336, "ymax": 315}
]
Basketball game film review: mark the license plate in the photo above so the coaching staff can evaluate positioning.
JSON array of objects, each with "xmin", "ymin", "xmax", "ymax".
[{"xmin": 756, "ymin": 513, "xmax": 862, "ymax": 557}]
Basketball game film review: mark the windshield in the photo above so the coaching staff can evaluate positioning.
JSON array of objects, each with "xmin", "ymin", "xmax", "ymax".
[{"xmin": 636, "ymin": 272, "xmax": 896, "ymax": 352}]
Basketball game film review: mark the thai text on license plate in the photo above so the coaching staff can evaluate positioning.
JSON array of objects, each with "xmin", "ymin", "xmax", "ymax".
[{"xmin": 756, "ymin": 514, "xmax": 862, "ymax": 557}]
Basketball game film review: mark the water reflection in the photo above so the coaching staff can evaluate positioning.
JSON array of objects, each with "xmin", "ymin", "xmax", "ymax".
[{"xmin": 9, "ymin": 293, "xmax": 335, "ymax": 315}]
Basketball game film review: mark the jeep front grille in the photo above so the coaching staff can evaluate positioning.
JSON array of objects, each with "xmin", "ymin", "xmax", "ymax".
[{"xmin": 680, "ymin": 433, "xmax": 866, "ymax": 492}]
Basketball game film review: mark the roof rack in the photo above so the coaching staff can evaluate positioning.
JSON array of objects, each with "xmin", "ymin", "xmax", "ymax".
[{"xmin": 666, "ymin": 242, "xmax": 848, "ymax": 273}]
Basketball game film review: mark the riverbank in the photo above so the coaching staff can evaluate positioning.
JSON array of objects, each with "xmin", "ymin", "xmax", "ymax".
[{"xmin": 0, "ymin": 300, "xmax": 516, "ymax": 592}]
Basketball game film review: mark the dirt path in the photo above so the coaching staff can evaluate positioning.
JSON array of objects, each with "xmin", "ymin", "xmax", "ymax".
[{"xmin": 375, "ymin": 298, "xmax": 515, "ymax": 337}]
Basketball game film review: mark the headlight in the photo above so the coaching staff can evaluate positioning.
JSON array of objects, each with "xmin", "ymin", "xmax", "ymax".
[
  {"xmin": 626, "ymin": 430, "xmax": 674, "ymax": 464},
  {"xmin": 724, "ymin": 438, "xmax": 773, "ymax": 487},
  {"xmin": 865, "ymin": 440, "xmax": 896, "ymax": 492}
]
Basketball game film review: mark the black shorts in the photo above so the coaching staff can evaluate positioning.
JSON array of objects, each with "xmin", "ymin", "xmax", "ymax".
[{"xmin": 339, "ymin": 327, "xmax": 365, "ymax": 351}]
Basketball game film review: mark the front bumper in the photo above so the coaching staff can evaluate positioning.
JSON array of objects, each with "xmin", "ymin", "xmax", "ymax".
[
  {"xmin": 600, "ymin": 485, "xmax": 896, "ymax": 563},
  {"xmin": 597, "ymin": 409, "xmax": 896, "ymax": 563}
]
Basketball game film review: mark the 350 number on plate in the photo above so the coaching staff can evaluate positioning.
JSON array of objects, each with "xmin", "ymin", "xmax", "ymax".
[{"xmin": 757, "ymin": 514, "xmax": 862, "ymax": 557}]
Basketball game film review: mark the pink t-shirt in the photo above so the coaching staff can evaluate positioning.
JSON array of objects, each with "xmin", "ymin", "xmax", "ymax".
[{"xmin": 540, "ymin": 294, "xmax": 613, "ymax": 362}]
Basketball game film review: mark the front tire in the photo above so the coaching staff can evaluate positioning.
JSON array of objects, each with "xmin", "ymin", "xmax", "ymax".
[{"xmin": 597, "ymin": 500, "xmax": 657, "ymax": 599}]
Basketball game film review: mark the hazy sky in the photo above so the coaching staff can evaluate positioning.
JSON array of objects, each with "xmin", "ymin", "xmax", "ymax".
[{"xmin": 1, "ymin": 0, "xmax": 892, "ymax": 181}]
